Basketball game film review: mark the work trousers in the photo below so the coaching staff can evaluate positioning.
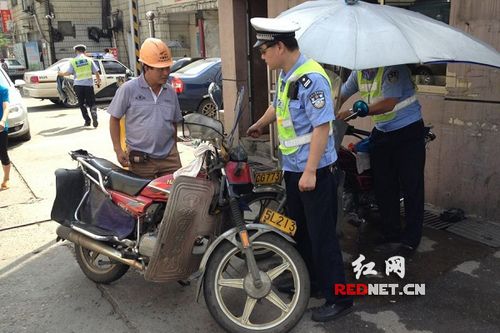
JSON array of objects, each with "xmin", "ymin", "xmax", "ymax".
[
  {"xmin": 129, "ymin": 145, "xmax": 182, "ymax": 179},
  {"xmin": 370, "ymin": 119, "xmax": 426, "ymax": 248},
  {"xmin": 284, "ymin": 165, "xmax": 347, "ymax": 304},
  {"xmin": 74, "ymin": 85, "xmax": 97, "ymax": 122}
]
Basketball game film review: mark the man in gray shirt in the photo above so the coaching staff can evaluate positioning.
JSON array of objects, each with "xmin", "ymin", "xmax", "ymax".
[{"xmin": 108, "ymin": 38, "xmax": 182, "ymax": 178}]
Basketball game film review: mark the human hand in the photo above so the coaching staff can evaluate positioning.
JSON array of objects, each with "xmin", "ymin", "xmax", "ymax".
[
  {"xmin": 298, "ymin": 170, "xmax": 316, "ymax": 192},
  {"xmin": 115, "ymin": 149, "xmax": 129, "ymax": 167},
  {"xmin": 337, "ymin": 109, "xmax": 354, "ymax": 121},
  {"xmin": 246, "ymin": 124, "xmax": 262, "ymax": 138}
]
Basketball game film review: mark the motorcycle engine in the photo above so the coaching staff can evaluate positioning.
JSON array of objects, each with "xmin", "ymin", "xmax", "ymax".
[{"xmin": 139, "ymin": 232, "xmax": 157, "ymax": 258}]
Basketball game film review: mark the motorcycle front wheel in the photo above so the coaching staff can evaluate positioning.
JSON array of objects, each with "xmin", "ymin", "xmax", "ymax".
[
  {"xmin": 203, "ymin": 233, "xmax": 310, "ymax": 333},
  {"xmin": 74, "ymin": 244, "xmax": 129, "ymax": 284}
]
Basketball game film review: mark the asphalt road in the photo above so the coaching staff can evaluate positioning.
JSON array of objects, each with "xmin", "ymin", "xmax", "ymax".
[{"xmin": 1, "ymin": 98, "xmax": 499, "ymax": 333}]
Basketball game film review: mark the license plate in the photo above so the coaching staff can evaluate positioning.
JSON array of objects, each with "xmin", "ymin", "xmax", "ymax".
[
  {"xmin": 260, "ymin": 208, "xmax": 296, "ymax": 236},
  {"xmin": 254, "ymin": 170, "xmax": 283, "ymax": 185}
]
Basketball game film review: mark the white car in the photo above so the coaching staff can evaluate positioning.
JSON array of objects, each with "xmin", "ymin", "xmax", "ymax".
[
  {"xmin": 23, "ymin": 58, "xmax": 133, "ymax": 107},
  {"xmin": 0, "ymin": 67, "xmax": 30, "ymax": 141}
]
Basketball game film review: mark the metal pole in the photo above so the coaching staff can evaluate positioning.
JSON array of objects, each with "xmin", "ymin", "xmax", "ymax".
[
  {"xmin": 129, "ymin": 0, "xmax": 141, "ymax": 75},
  {"xmin": 146, "ymin": 11, "xmax": 156, "ymax": 38}
]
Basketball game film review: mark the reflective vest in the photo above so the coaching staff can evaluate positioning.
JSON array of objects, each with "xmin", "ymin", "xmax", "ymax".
[
  {"xmin": 70, "ymin": 57, "xmax": 93, "ymax": 80},
  {"xmin": 357, "ymin": 68, "xmax": 417, "ymax": 124},
  {"xmin": 276, "ymin": 60, "xmax": 331, "ymax": 155}
]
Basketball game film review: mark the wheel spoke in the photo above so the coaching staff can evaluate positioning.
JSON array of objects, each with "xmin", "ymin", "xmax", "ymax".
[
  {"xmin": 266, "ymin": 261, "xmax": 290, "ymax": 281},
  {"xmin": 239, "ymin": 296, "xmax": 257, "ymax": 325},
  {"xmin": 90, "ymin": 250, "xmax": 99, "ymax": 263},
  {"xmin": 218, "ymin": 277, "xmax": 244, "ymax": 289},
  {"xmin": 266, "ymin": 290, "xmax": 290, "ymax": 313}
]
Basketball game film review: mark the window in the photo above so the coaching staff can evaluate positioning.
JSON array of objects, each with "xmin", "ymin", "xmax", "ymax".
[
  {"xmin": 57, "ymin": 21, "xmax": 76, "ymax": 37},
  {"xmin": 102, "ymin": 60, "xmax": 126, "ymax": 74}
]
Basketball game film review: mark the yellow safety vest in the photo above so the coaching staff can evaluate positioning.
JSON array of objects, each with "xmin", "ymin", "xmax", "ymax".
[
  {"xmin": 357, "ymin": 67, "xmax": 397, "ymax": 123},
  {"xmin": 70, "ymin": 57, "xmax": 93, "ymax": 80},
  {"xmin": 276, "ymin": 60, "xmax": 331, "ymax": 155}
]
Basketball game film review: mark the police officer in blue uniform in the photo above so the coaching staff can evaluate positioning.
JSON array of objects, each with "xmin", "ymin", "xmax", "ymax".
[
  {"xmin": 338, "ymin": 66, "xmax": 426, "ymax": 254},
  {"xmin": 247, "ymin": 17, "xmax": 353, "ymax": 322}
]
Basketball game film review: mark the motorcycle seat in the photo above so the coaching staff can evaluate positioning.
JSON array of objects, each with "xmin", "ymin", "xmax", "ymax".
[{"xmin": 86, "ymin": 158, "xmax": 151, "ymax": 196}]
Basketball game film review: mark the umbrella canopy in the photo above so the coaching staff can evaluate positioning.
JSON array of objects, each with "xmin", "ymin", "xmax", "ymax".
[{"xmin": 277, "ymin": 0, "xmax": 500, "ymax": 70}]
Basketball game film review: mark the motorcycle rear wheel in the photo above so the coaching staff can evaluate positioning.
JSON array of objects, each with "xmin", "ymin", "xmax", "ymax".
[
  {"xmin": 74, "ymin": 245, "xmax": 129, "ymax": 284},
  {"xmin": 203, "ymin": 233, "xmax": 310, "ymax": 333}
]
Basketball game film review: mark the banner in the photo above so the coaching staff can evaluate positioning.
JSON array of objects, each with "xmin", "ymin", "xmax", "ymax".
[
  {"xmin": 0, "ymin": 9, "xmax": 11, "ymax": 32},
  {"xmin": 25, "ymin": 41, "xmax": 42, "ymax": 70}
]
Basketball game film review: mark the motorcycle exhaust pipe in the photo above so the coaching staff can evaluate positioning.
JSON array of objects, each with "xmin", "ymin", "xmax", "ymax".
[{"xmin": 56, "ymin": 225, "xmax": 144, "ymax": 271}]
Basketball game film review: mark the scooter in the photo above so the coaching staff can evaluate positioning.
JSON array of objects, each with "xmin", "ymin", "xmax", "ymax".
[{"xmin": 51, "ymin": 87, "xmax": 310, "ymax": 333}]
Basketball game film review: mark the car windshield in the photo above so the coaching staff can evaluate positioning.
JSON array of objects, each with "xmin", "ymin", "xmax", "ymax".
[
  {"xmin": 6, "ymin": 59, "xmax": 22, "ymax": 66},
  {"xmin": 175, "ymin": 58, "xmax": 220, "ymax": 75}
]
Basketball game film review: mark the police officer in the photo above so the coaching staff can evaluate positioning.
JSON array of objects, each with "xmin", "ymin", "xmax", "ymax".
[
  {"xmin": 338, "ymin": 66, "xmax": 425, "ymax": 254},
  {"xmin": 247, "ymin": 17, "xmax": 353, "ymax": 322},
  {"xmin": 108, "ymin": 38, "xmax": 182, "ymax": 179},
  {"xmin": 58, "ymin": 44, "xmax": 101, "ymax": 127}
]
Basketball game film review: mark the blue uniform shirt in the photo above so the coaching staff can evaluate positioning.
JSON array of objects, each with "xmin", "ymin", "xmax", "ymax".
[
  {"xmin": 341, "ymin": 65, "xmax": 422, "ymax": 132},
  {"xmin": 273, "ymin": 54, "xmax": 337, "ymax": 172},
  {"xmin": 0, "ymin": 85, "xmax": 9, "ymax": 132},
  {"xmin": 65, "ymin": 54, "xmax": 100, "ymax": 87}
]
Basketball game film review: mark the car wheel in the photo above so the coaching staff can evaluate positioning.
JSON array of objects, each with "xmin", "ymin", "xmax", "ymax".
[
  {"xmin": 49, "ymin": 98, "xmax": 63, "ymax": 105},
  {"xmin": 198, "ymin": 99, "xmax": 218, "ymax": 118}
]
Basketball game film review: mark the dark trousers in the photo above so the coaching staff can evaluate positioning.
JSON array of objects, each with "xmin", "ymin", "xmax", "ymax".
[
  {"xmin": 74, "ymin": 85, "xmax": 96, "ymax": 122},
  {"xmin": 284, "ymin": 165, "xmax": 347, "ymax": 304},
  {"xmin": 0, "ymin": 131, "xmax": 10, "ymax": 165},
  {"xmin": 370, "ymin": 119, "xmax": 426, "ymax": 248}
]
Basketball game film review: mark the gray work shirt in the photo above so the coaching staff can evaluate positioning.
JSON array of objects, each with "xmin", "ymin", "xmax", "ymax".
[
  {"xmin": 107, "ymin": 74, "xmax": 183, "ymax": 159},
  {"xmin": 64, "ymin": 54, "xmax": 100, "ymax": 87}
]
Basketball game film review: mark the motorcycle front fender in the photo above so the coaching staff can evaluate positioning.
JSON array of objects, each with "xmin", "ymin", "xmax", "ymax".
[{"xmin": 192, "ymin": 223, "xmax": 295, "ymax": 302}]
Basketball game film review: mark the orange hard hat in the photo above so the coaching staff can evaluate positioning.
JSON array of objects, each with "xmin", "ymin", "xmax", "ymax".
[{"xmin": 139, "ymin": 38, "xmax": 173, "ymax": 68}]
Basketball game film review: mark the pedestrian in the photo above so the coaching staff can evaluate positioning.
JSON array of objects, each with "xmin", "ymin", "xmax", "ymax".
[
  {"xmin": 0, "ymin": 83, "xmax": 11, "ymax": 190},
  {"xmin": 337, "ymin": 66, "xmax": 425, "ymax": 254},
  {"xmin": 108, "ymin": 38, "xmax": 182, "ymax": 179},
  {"xmin": 103, "ymin": 48, "xmax": 115, "ymax": 59},
  {"xmin": 58, "ymin": 44, "xmax": 101, "ymax": 128},
  {"xmin": 247, "ymin": 17, "xmax": 353, "ymax": 322}
]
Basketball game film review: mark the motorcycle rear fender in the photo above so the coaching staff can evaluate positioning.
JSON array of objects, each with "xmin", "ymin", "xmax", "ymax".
[
  {"xmin": 192, "ymin": 223, "xmax": 295, "ymax": 302},
  {"xmin": 251, "ymin": 184, "xmax": 286, "ymax": 196}
]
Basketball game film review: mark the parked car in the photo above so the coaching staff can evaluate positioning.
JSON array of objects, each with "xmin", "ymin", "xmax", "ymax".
[
  {"xmin": 171, "ymin": 57, "xmax": 202, "ymax": 73},
  {"xmin": 169, "ymin": 58, "xmax": 222, "ymax": 118},
  {"xmin": 4, "ymin": 58, "xmax": 27, "ymax": 81},
  {"xmin": 23, "ymin": 58, "xmax": 133, "ymax": 107},
  {"xmin": 0, "ymin": 67, "xmax": 30, "ymax": 141}
]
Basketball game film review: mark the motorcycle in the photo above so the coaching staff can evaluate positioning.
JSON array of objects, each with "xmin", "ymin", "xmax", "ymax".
[
  {"xmin": 337, "ymin": 103, "xmax": 436, "ymax": 241},
  {"xmin": 51, "ymin": 87, "xmax": 310, "ymax": 333}
]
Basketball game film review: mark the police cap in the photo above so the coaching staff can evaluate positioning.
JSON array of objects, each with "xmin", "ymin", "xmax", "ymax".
[
  {"xmin": 250, "ymin": 17, "xmax": 300, "ymax": 48},
  {"xmin": 73, "ymin": 44, "xmax": 87, "ymax": 52}
]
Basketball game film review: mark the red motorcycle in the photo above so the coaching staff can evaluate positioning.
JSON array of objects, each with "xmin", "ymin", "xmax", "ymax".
[{"xmin": 51, "ymin": 87, "xmax": 310, "ymax": 333}]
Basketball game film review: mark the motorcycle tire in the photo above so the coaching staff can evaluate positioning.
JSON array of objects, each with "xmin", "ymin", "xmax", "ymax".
[
  {"xmin": 240, "ymin": 191, "xmax": 286, "ymax": 260},
  {"xmin": 241, "ymin": 191, "xmax": 286, "ymax": 224},
  {"xmin": 74, "ymin": 244, "xmax": 129, "ymax": 284},
  {"xmin": 203, "ymin": 233, "xmax": 310, "ymax": 333}
]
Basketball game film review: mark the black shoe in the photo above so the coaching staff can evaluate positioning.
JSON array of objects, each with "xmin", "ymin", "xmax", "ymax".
[
  {"xmin": 84, "ymin": 120, "xmax": 91, "ymax": 126},
  {"xmin": 91, "ymin": 112, "xmax": 98, "ymax": 128},
  {"xmin": 396, "ymin": 243, "xmax": 416, "ymax": 258},
  {"xmin": 311, "ymin": 300, "xmax": 354, "ymax": 322}
]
